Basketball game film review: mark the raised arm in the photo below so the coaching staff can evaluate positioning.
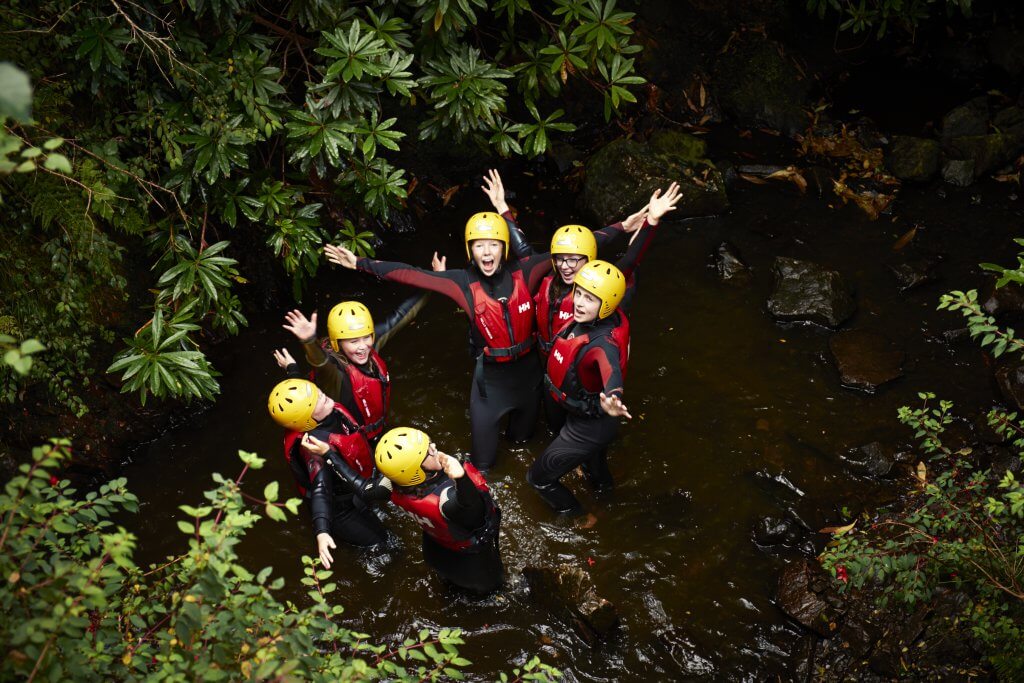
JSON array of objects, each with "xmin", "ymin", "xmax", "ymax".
[{"xmin": 373, "ymin": 292, "xmax": 430, "ymax": 351}]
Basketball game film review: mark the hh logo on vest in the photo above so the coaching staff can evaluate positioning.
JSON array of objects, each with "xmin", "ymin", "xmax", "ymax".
[
  {"xmin": 402, "ymin": 508, "xmax": 435, "ymax": 529},
  {"xmin": 553, "ymin": 349, "xmax": 564, "ymax": 364},
  {"xmin": 557, "ymin": 310, "xmax": 572, "ymax": 320},
  {"xmin": 517, "ymin": 301, "xmax": 531, "ymax": 314}
]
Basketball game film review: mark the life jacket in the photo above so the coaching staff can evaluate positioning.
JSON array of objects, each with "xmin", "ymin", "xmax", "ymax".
[
  {"xmin": 467, "ymin": 268, "xmax": 536, "ymax": 362},
  {"xmin": 544, "ymin": 312, "xmax": 630, "ymax": 416},
  {"xmin": 534, "ymin": 275, "xmax": 575, "ymax": 354},
  {"xmin": 314, "ymin": 345, "xmax": 391, "ymax": 440},
  {"xmin": 281, "ymin": 402, "xmax": 373, "ymax": 497},
  {"xmin": 390, "ymin": 464, "xmax": 501, "ymax": 552}
]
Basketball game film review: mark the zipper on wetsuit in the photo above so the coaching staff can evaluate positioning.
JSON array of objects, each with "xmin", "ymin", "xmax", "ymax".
[{"xmin": 500, "ymin": 298, "xmax": 516, "ymax": 355}]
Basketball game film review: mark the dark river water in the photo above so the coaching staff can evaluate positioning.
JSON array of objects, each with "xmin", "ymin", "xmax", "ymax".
[{"xmin": 121, "ymin": 135, "xmax": 1023, "ymax": 678}]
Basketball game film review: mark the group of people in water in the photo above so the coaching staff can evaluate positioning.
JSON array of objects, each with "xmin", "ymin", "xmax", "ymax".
[{"xmin": 266, "ymin": 170, "xmax": 681, "ymax": 594}]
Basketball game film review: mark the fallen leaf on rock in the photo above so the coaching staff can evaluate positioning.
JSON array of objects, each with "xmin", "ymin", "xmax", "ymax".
[
  {"xmin": 766, "ymin": 166, "xmax": 807, "ymax": 193},
  {"xmin": 819, "ymin": 521, "xmax": 856, "ymax": 535},
  {"xmin": 739, "ymin": 173, "xmax": 768, "ymax": 185}
]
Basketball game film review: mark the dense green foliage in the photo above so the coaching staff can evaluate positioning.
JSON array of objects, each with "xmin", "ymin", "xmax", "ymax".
[
  {"xmin": 821, "ymin": 261, "xmax": 1024, "ymax": 676},
  {"xmin": 0, "ymin": 441, "xmax": 560, "ymax": 681},
  {"xmin": 807, "ymin": 0, "xmax": 973, "ymax": 37},
  {"xmin": 0, "ymin": 0, "xmax": 644, "ymax": 411}
]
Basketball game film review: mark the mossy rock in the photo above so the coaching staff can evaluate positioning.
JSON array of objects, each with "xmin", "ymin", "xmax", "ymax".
[
  {"xmin": 947, "ymin": 133, "xmax": 1024, "ymax": 176},
  {"xmin": 885, "ymin": 136, "xmax": 940, "ymax": 182},
  {"xmin": 581, "ymin": 137, "xmax": 728, "ymax": 226},
  {"xmin": 712, "ymin": 39, "xmax": 808, "ymax": 136}
]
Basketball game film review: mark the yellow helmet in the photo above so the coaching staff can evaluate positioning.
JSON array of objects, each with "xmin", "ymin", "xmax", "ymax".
[
  {"xmin": 574, "ymin": 260, "xmax": 626, "ymax": 320},
  {"xmin": 374, "ymin": 427, "xmax": 430, "ymax": 486},
  {"xmin": 464, "ymin": 212, "xmax": 509, "ymax": 260},
  {"xmin": 267, "ymin": 379, "xmax": 320, "ymax": 432},
  {"xmin": 327, "ymin": 301, "xmax": 374, "ymax": 351},
  {"xmin": 550, "ymin": 224, "xmax": 597, "ymax": 261}
]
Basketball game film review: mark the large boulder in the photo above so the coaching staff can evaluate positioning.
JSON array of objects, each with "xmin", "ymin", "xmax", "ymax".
[
  {"xmin": 828, "ymin": 329, "xmax": 904, "ymax": 392},
  {"xmin": 712, "ymin": 39, "xmax": 809, "ymax": 136},
  {"xmin": 946, "ymin": 133, "xmax": 1024, "ymax": 176},
  {"xmin": 523, "ymin": 564, "xmax": 619, "ymax": 644},
  {"xmin": 581, "ymin": 134, "xmax": 728, "ymax": 225},
  {"xmin": 885, "ymin": 136, "xmax": 940, "ymax": 182},
  {"xmin": 941, "ymin": 96, "xmax": 990, "ymax": 142},
  {"xmin": 767, "ymin": 257, "xmax": 856, "ymax": 328}
]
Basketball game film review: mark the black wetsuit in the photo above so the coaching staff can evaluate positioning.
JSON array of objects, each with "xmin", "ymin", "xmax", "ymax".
[
  {"xmin": 353, "ymin": 226, "xmax": 551, "ymax": 470},
  {"xmin": 299, "ymin": 410, "xmax": 391, "ymax": 546},
  {"xmin": 527, "ymin": 313, "xmax": 627, "ymax": 515},
  {"xmin": 508, "ymin": 216, "xmax": 657, "ymax": 432}
]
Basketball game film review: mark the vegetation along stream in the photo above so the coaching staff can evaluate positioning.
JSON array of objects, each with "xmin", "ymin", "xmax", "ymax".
[{"xmin": 2, "ymin": 0, "xmax": 1023, "ymax": 680}]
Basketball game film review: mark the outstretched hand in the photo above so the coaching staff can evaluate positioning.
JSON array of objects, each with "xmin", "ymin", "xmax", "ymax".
[
  {"xmin": 481, "ymin": 169, "xmax": 509, "ymax": 215},
  {"xmin": 622, "ymin": 205, "xmax": 650, "ymax": 234},
  {"xmin": 431, "ymin": 251, "xmax": 447, "ymax": 272},
  {"xmin": 599, "ymin": 392, "xmax": 632, "ymax": 419},
  {"xmin": 273, "ymin": 347, "xmax": 296, "ymax": 369},
  {"xmin": 283, "ymin": 309, "xmax": 317, "ymax": 341},
  {"xmin": 324, "ymin": 243, "xmax": 358, "ymax": 269},
  {"xmin": 648, "ymin": 182, "xmax": 682, "ymax": 225},
  {"xmin": 316, "ymin": 532, "xmax": 336, "ymax": 568}
]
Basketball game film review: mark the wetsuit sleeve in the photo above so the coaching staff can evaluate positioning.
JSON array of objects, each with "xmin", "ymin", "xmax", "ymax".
[
  {"xmin": 615, "ymin": 220, "xmax": 658, "ymax": 279},
  {"xmin": 439, "ymin": 474, "xmax": 487, "ymax": 529},
  {"xmin": 583, "ymin": 339, "xmax": 625, "ymax": 397},
  {"xmin": 504, "ymin": 210, "xmax": 538, "ymax": 258},
  {"xmin": 356, "ymin": 258, "xmax": 471, "ymax": 313},
  {"xmin": 301, "ymin": 448, "xmax": 333, "ymax": 536},
  {"xmin": 325, "ymin": 451, "xmax": 393, "ymax": 503},
  {"xmin": 373, "ymin": 292, "xmax": 430, "ymax": 352},
  {"xmin": 518, "ymin": 251, "xmax": 555, "ymax": 292},
  {"xmin": 593, "ymin": 221, "xmax": 626, "ymax": 249},
  {"xmin": 284, "ymin": 362, "xmax": 303, "ymax": 379},
  {"xmin": 301, "ymin": 343, "xmax": 349, "ymax": 403}
]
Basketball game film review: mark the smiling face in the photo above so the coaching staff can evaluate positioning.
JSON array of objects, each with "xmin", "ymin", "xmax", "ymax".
[
  {"xmin": 554, "ymin": 253, "xmax": 588, "ymax": 285},
  {"xmin": 339, "ymin": 334, "xmax": 373, "ymax": 365},
  {"xmin": 310, "ymin": 388, "xmax": 334, "ymax": 422},
  {"xmin": 470, "ymin": 239, "xmax": 504, "ymax": 277},
  {"xmin": 572, "ymin": 287, "xmax": 602, "ymax": 324}
]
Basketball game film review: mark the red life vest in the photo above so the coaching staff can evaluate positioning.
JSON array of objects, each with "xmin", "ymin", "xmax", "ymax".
[
  {"xmin": 545, "ymin": 312, "xmax": 630, "ymax": 415},
  {"xmin": 467, "ymin": 269, "xmax": 536, "ymax": 362},
  {"xmin": 281, "ymin": 402, "xmax": 373, "ymax": 497},
  {"xmin": 314, "ymin": 345, "xmax": 391, "ymax": 440},
  {"xmin": 390, "ymin": 464, "xmax": 500, "ymax": 552},
  {"xmin": 534, "ymin": 275, "xmax": 575, "ymax": 354}
]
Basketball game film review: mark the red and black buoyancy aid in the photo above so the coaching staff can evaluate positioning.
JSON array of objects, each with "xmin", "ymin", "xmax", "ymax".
[
  {"xmin": 545, "ymin": 312, "xmax": 630, "ymax": 416},
  {"xmin": 390, "ymin": 464, "xmax": 501, "ymax": 552},
  {"xmin": 467, "ymin": 269, "xmax": 536, "ymax": 362},
  {"xmin": 534, "ymin": 274, "xmax": 575, "ymax": 354},
  {"xmin": 315, "ymin": 345, "xmax": 391, "ymax": 440},
  {"xmin": 281, "ymin": 402, "xmax": 374, "ymax": 497}
]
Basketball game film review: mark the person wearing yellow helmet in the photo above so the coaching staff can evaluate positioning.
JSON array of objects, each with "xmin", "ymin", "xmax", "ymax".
[
  {"xmin": 374, "ymin": 427, "xmax": 503, "ymax": 594},
  {"xmin": 324, "ymin": 173, "xmax": 561, "ymax": 472},
  {"xmin": 526, "ymin": 260, "xmax": 636, "ymax": 517},
  {"xmin": 273, "ymin": 291, "xmax": 429, "ymax": 443},
  {"xmin": 266, "ymin": 378, "xmax": 392, "ymax": 567}
]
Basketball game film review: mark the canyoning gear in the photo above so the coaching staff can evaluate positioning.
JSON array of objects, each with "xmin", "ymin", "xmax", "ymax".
[
  {"xmin": 545, "ymin": 312, "xmax": 630, "ymax": 417},
  {"xmin": 315, "ymin": 347, "xmax": 390, "ymax": 440},
  {"xmin": 535, "ymin": 275, "xmax": 576, "ymax": 353},
  {"xmin": 281, "ymin": 402, "xmax": 374, "ymax": 496},
  {"xmin": 464, "ymin": 212, "xmax": 509, "ymax": 259},
  {"xmin": 390, "ymin": 463, "xmax": 500, "ymax": 552},
  {"xmin": 467, "ymin": 268, "xmax": 536, "ymax": 362},
  {"xmin": 528, "ymin": 411, "xmax": 619, "ymax": 514},
  {"xmin": 327, "ymin": 301, "xmax": 374, "ymax": 349},
  {"xmin": 375, "ymin": 427, "xmax": 430, "ymax": 487},
  {"xmin": 550, "ymin": 224, "xmax": 597, "ymax": 261},
  {"xmin": 267, "ymin": 379, "xmax": 320, "ymax": 432},
  {"xmin": 574, "ymin": 260, "xmax": 626, "ymax": 320}
]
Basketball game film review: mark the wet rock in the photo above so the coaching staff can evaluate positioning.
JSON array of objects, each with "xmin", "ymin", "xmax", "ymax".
[
  {"xmin": 652, "ymin": 626, "xmax": 717, "ymax": 676},
  {"xmin": 941, "ymin": 158, "xmax": 975, "ymax": 186},
  {"xmin": 941, "ymin": 96, "xmax": 989, "ymax": 142},
  {"xmin": 712, "ymin": 241, "xmax": 752, "ymax": 284},
  {"xmin": 989, "ymin": 27, "xmax": 1024, "ymax": 77},
  {"xmin": 994, "ymin": 106, "xmax": 1024, "ymax": 136},
  {"xmin": 982, "ymin": 280, "xmax": 1024, "ymax": 320},
  {"xmin": 885, "ymin": 136, "xmax": 940, "ymax": 182},
  {"xmin": 523, "ymin": 564, "xmax": 619, "ymax": 644},
  {"xmin": 776, "ymin": 559, "xmax": 845, "ymax": 637},
  {"xmin": 995, "ymin": 362, "xmax": 1024, "ymax": 411},
  {"xmin": 751, "ymin": 515, "xmax": 802, "ymax": 547},
  {"xmin": 947, "ymin": 133, "xmax": 1024, "ymax": 176},
  {"xmin": 767, "ymin": 257, "xmax": 855, "ymax": 328},
  {"xmin": 886, "ymin": 257, "xmax": 938, "ymax": 291},
  {"xmin": 828, "ymin": 329, "xmax": 904, "ymax": 392},
  {"xmin": 548, "ymin": 140, "xmax": 583, "ymax": 175},
  {"xmin": 712, "ymin": 39, "xmax": 809, "ymax": 136},
  {"xmin": 581, "ymin": 137, "xmax": 728, "ymax": 226},
  {"xmin": 840, "ymin": 442, "xmax": 895, "ymax": 478}
]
